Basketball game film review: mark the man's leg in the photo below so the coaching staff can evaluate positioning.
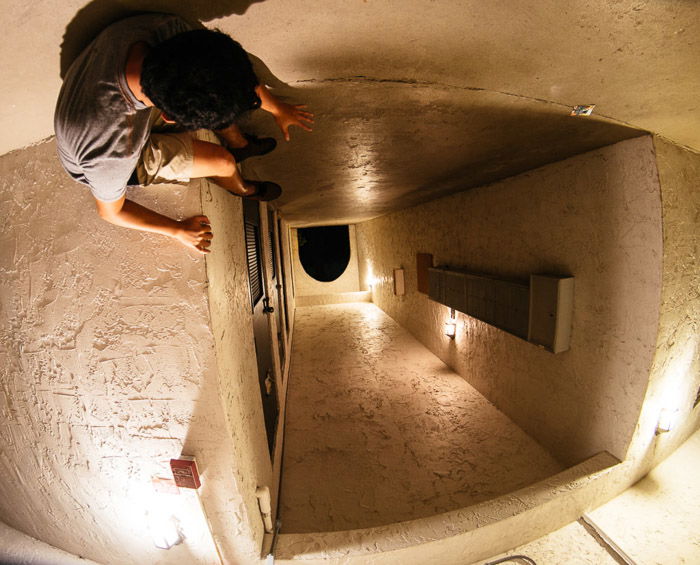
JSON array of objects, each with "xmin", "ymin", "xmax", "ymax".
[
  {"xmin": 214, "ymin": 122, "xmax": 277, "ymax": 162},
  {"xmin": 215, "ymin": 123, "xmax": 248, "ymax": 148},
  {"xmin": 135, "ymin": 130, "xmax": 280, "ymax": 200},
  {"xmin": 191, "ymin": 139, "xmax": 255, "ymax": 196}
]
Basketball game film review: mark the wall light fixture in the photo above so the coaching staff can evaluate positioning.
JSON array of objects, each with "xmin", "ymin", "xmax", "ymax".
[{"xmin": 444, "ymin": 308, "xmax": 457, "ymax": 339}]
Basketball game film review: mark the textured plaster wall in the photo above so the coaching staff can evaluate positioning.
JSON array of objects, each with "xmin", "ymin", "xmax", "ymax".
[
  {"xmin": 1, "ymin": 520, "xmax": 101, "ymax": 565},
  {"xmin": 280, "ymin": 218, "xmax": 297, "ymax": 329},
  {"xmin": 621, "ymin": 137, "xmax": 700, "ymax": 471},
  {"xmin": 198, "ymin": 177, "xmax": 274, "ymax": 561},
  {"xmin": 356, "ymin": 136, "xmax": 663, "ymax": 465},
  {"xmin": 291, "ymin": 225, "xmax": 360, "ymax": 296},
  {"xmin": 281, "ymin": 303, "xmax": 562, "ymax": 533},
  {"xmin": 0, "ymin": 140, "xmax": 259, "ymax": 564},
  {"xmin": 275, "ymin": 452, "xmax": 620, "ymax": 564}
]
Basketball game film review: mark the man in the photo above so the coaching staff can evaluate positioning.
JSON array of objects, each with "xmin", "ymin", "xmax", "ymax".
[{"xmin": 55, "ymin": 13, "xmax": 313, "ymax": 254}]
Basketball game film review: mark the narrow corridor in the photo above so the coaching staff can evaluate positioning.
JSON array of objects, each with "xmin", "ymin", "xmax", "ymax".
[{"xmin": 280, "ymin": 302, "xmax": 563, "ymax": 533}]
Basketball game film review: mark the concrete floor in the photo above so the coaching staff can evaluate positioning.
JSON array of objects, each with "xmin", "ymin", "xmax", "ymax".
[
  {"xmin": 280, "ymin": 302, "xmax": 563, "ymax": 533},
  {"xmin": 472, "ymin": 520, "xmax": 619, "ymax": 565},
  {"xmin": 475, "ymin": 428, "xmax": 700, "ymax": 565},
  {"xmin": 587, "ymin": 428, "xmax": 700, "ymax": 565}
]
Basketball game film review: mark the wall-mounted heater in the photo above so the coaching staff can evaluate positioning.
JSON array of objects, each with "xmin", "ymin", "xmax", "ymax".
[{"xmin": 428, "ymin": 268, "xmax": 574, "ymax": 353}]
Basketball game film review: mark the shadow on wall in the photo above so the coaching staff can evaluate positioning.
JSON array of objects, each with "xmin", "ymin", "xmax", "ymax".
[{"xmin": 60, "ymin": 0, "xmax": 266, "ymax": 78}]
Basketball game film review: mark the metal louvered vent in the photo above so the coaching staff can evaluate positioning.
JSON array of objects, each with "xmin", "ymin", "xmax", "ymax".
[{"xmin": 245, "ymin": 222, "xmax": 263, "ymax": 308}]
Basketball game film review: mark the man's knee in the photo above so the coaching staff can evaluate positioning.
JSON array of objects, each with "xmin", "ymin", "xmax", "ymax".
[{"xmin": 191, "ymin": 140, "xmax": 237, "ymax": 178}]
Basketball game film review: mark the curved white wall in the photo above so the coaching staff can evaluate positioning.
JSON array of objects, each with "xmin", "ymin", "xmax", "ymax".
[{"xmin": 0, "ymin": 140, "xmax": 259, "ymax": 564}]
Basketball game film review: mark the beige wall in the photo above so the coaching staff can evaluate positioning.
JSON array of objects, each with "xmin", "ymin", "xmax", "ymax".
[
  {"xmin": 280, "ymin": 218, "xmax": 297, "ymax": 331},
  {"xmin": 623, "ymin": 137, "xmax": 700, "ymax": 472},
  {"xmin": 199, "ymin": 179, "xmax": 277, "ymax": 563},
  {"xmin": 291, "ymin": 225, "xmax": 361, "ymax": 297},
  {"xmin": 0, "ymin": 140, "xmax": 260, "ymax": 564},
  {"xmin": 356, "ymin": 136, "xmax": 664, "ymax": 465}
]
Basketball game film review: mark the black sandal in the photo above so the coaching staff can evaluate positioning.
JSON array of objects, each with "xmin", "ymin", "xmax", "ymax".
[
  {"xmin": 228, "ymin": 134, "xmax": 277, "ymax": 163},
  {"xmin": 241, "ymin": 180, "xmax": 282, "ymax": 201}
]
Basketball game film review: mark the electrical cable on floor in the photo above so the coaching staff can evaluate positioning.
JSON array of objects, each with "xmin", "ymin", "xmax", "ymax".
[
  {"xmin": 579, "ymin": 514, "xmax": 636, "ymax": 565},
  {"xmin": 484, "ymin": 555, "xmax": 537, "ymax": 565}
]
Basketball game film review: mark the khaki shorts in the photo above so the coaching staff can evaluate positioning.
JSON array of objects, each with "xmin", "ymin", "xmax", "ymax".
[{"xmin": 134, "ymin": 112, "xmax": 220, "ymax": 185}]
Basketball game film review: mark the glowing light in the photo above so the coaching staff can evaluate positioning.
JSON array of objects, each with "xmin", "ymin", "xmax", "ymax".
[
  {"xmin": 444, "ymin": 308, "xmax": 457, "ymax": 338},
  {"xmin": 657, "ymin": 408, "xmax": 680, "ymax": 434},
  {"xmin": 655, "ymin": 337, "xmax": 697, "ymax": 435},
  {"xmin": 149, "ymin": 513, "xmax": 183, "ymax": 550},
  {"xmin": 147, "ymin": 478, "xmax": 185, "ymax": 550},
  {"xmin": 366, "ymin": 264, "xmax": 378, "ymax": 289}
]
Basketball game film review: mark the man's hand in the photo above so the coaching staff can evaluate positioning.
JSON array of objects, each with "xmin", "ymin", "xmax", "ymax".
[
  {"xmin": 272, "ymin": 102, "xmax": 314, "ymax": 141},
  {"xmin": 95, "ymin": 196, "xmax": 214, "ymax": 254},
  {"xmin": 256, "ymin": 85, "xmax": 314, "ymax": 141},
  {"xmin": 174, "ymin": 215, "xmax": 213, "ymax": 254}
]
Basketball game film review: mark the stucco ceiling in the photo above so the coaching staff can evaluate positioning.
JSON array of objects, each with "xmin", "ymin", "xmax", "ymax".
[{"xmin": 1, "ymin": 0, "xmax": 697, "ymax": 225}]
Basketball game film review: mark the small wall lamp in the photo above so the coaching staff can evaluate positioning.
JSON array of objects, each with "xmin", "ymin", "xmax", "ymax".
[{"xmin": 444, "ymin": 308, "xmax": 457, "ymax": 339}]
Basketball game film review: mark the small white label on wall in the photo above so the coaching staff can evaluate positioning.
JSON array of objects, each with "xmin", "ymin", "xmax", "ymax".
[{"xmin": 393, "ymin": 269, "xmax": 405, "ymax": 296}]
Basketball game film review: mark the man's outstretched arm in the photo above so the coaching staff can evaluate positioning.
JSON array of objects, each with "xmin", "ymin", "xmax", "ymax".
[
  {"xmin": 95, "ymin": 196, "xmax": 213, "ymax": 254},
  {"xmin": 256, "ymin": 85, "xmax": 314, "ymax": 141}
]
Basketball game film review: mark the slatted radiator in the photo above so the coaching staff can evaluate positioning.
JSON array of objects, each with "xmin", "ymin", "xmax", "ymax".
[{"xmin": 428, "ymin": 267, "xmax": 574, "ymax": 353}]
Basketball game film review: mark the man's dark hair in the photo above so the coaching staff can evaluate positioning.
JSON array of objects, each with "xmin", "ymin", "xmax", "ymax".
[{"xmin": 141, "ymin": 29, "xmax": 260, "ymax": 130}]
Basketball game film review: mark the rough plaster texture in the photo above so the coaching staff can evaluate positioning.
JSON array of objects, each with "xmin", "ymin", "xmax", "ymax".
[
  {"xmin": 588, "ymin": 428, "xmax": 700, "ymax": 565},
  {"xmin": 0, "ymin": 520, "xmax": 101, "ymax": 565},
  {"xmin": 472, "ymin": 520, "xmax": 618, "ymax": 565},
  {"xmin": 274, "ymin": 426, "xmax": 700, "ymax": 564},
  {"xmin": 0, "ymin": 140, "xmax": 259, "ymax": 564},
  {"xmin": 356, "ymin": 136, "xmax": 663, "ymax": 466},
  {"xmin": 620, "ymin": 137, "xmax": 700, "ymax": 470},
  {"xmin": 290, "ymin": 225, "xmax": 360, "ymax": 296},
  {"xmin": 279, "ymin": 218, "xmax": 297, "ymax": 333},
  {"xmin": 280, "ymin": 303, "xmax": 562, "ymax": 533},
  {"xmin": 275, "ymin": 452, "xmax": 619, "ymax": 564},
  {"xmin": 250, "ymin": 83, "xmax": 641, "ymax": 226},
  {"xmin": 198, "ymin": 176, "xmax": 276, "ymax": 564}
]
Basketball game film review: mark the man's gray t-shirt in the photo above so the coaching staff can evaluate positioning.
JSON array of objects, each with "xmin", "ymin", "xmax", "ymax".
[{"xmin": 54, "ymin": 14, "xmax": 192, "ymax": 202}]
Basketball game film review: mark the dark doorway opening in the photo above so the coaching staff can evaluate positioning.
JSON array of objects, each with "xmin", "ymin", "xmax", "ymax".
[{"xmin": 297, "ymin": 226, "xmax": 350, "ymax": 282}]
